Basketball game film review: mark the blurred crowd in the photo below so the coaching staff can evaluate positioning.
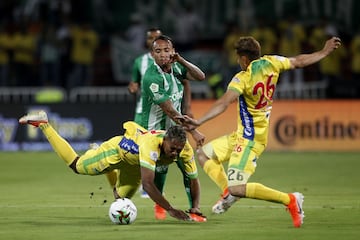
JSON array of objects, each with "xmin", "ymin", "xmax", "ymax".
[{"xmin": 0, "ymin": 0, "xmax": 359, "ymax": 98}]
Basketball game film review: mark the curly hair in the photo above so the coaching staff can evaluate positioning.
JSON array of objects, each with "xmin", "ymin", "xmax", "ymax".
[
  {"xmin": 164, "ymin": 125, "xmax": 187, "ymax": 144},
  {"xmin": 234, "ymin": 36, "xmax": 261, "ymax": 61}
]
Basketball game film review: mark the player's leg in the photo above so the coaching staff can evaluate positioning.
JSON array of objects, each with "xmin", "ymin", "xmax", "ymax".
[
  {"xmin": 152, "ymin": 166, "xmax": 169, "ymax": 220},
  {"xmin": 19, "ymin": 111, "xmax": 78, "ymax": 167},
  {"xmin": 114, "ymin": 162, "xmax": 141, "ymax": 199},
  {"xmin": 175, "ymin": 160, "xmax": 192, "ymax": 206},
  {"xmin": 198, "ymin": 132, "xmax": 239, "ymax": 214},
  {"xmin": 198, "ymin": 133, "xmax": 236, "ymax": 193},
  {"xmin": 227, "ymin": 138, "xmax": 304, "ymax": 227}
]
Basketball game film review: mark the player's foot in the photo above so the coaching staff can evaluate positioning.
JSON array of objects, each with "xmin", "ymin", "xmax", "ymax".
[
  {"xmin": 287, "ymin": 192, "xmax": 305, "ymax": 228},
  {"xmin": 19, "ymin": 110, "xmax": 48, "ymax": 127},
  {"xmin": 212, "ymin": 189, "xmax": 239, "ymax": 214},
  {"xmin": 189, "ymin": 213, "xmax": 207, "ymax": 222},
  {"xmin": 154, "ymin": 203, "xmax": 166, "ymax": 220}
]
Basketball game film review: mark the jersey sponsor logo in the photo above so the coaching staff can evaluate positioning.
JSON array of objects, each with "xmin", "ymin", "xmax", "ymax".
[
  {"xmin": 155, "ymin": 165, "xmax": 169, "ymax": 173},
  {"xmin": 119, "ymin": 137, "xmax": 139, "ymax": 154},
  {"xmin": 239, "ymin": 96, "xmax": 255, "ymax": 140},
  {"xmin": 169, "ymin": 91, "xmax": 183, "ymax": 102},
  {"xmin": 150, "ymin": 83, "xmax": 159, "ymax": 93}
]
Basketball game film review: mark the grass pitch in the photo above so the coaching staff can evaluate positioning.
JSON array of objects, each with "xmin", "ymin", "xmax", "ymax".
[{"xmin": 0, "ymin": 151, "xmax": 359, "ymax": 240}]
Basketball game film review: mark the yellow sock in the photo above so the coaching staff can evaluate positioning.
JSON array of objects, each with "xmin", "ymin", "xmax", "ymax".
[
  {"xmin": 203, "ymin": 160, "xmax": 228, "ymax": 192},
  {"xmin": 245, "ymin": 182, "xmax": 290, "ymax": 205},
  {"xmin": 106, "ymin": 170, "xmax": 118, "ymax": 188},
  {"xmin": 39, "ymin": 123, "xmax": 78, "ymax": 165}
]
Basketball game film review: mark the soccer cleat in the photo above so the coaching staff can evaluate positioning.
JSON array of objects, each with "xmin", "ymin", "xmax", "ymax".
[
  {"xmin": 212, "ymin": 190, "xmax": 239, "ymax": 214},
  {"xmin": 287, "ymin": 192, "xmax": 305, "ymax": 228},
  {"xmin": 19, "ymin": 110, "xmax": 48, "ymax": 127},
  {"xmin": 188, "ymin": 213, "xmax": 207, "ymax": 222},
  {"xmin": 154, "ymin": 203, "xmax": 166, "ymax": 220}
]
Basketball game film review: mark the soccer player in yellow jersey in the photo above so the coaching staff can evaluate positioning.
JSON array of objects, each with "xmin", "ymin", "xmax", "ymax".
[
  {"xmin": 182, "ymin": 36, "xmax": 341, "ymax": 227},
  {"xmin": 19, "ymin": 110, "xmax": 206, "ymax": 222}
]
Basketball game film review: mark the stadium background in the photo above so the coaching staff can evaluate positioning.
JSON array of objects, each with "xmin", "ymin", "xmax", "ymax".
[{"xmin": 0, "ymin": 0, "xmax": 359, "ymax": 152}]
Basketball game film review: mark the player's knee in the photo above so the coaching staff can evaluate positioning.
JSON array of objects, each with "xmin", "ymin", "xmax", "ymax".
[
  {"xmin": 228, "ymin": 185, "xmax": 246, "ymax": 198},
  {"xmin": 196, "ymin": 148, "xmax": 208, "ymax": 167},
  {"xmin": 69, "ymin": 157, "xmax": 80, "ymax": 174}
]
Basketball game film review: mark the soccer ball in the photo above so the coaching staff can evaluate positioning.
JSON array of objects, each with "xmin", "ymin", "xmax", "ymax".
[{"xmin": 109, "ymin": 198, "xmax": 137, "ymax": 225}]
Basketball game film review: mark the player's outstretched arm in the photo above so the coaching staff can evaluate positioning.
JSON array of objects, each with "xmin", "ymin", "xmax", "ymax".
[
  {"xmin": 289, "ymin": 36, "xmax": 341, "ymax": 69},
  {"xmin": 197, "ymin": 89, "xmax": 239, "ymax": 126},
  {"xmin": 140, "ymin": 166, "xmax": 190, "ymax": 221}
]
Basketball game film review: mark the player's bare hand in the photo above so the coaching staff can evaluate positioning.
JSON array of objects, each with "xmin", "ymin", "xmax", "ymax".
[
  {"xmin": 168, "ymin": 208, "xmax": 191, "ymax": 221},
  {"xmin": 183, "ymin": 115, "xmax": 200, "ymax": 127},
  {"xmin": 128, "ymin": 82, "xmax": 139, "ymax": 94},
  {"xmin": 323, "ymin": 37, "xmax": 341, "ymax": 54},
  {"xmin": 174, "ymin": 115, "xmax": 185, "ymax": 125},
  {"xmin": 170, "ymin": 52, "xmax": 182, "ymax": 63}
]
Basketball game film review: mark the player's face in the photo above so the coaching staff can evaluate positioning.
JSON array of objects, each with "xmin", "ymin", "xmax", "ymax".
[
  {"xmin": 151, "ymin": 39, "xmax": 175, "ymax": 67},
  {"xmin": 163, "ymin": 138, "xmax": 185, "ymax": 159},
  {"xmin": 146, "ymin": 30, "xmax": 161, "ymax": 49}
]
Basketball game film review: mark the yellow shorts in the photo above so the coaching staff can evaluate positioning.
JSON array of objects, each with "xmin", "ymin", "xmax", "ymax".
[
  {"xmin": 76, "ymin": 136, "xmax": 123, "ymax": 175},
  {"xmin": 202, "ymin": 132, "xmax": 265, "ymax": 186},
  {"xmin": 76, "ymin": 135, "xmax": 141, "ymax": 198}
]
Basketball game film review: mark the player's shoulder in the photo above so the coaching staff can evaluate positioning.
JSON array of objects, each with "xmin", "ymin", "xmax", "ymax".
[
  {"xmin": 261, "ymin": 55, "xmax": 289, "ymax": 63},
  {"xmin": 140, "ymin": 130, "xmax": 165, "ymax": 146},
  {"xmin": 142, "ymin": 65, "xmax": 161, "ymax": 82}
]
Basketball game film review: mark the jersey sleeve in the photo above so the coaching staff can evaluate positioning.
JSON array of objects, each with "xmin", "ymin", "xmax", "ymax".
[
  {"xmin": 173, "ymin": 62, "xmax": 188, "ymax": 81},
  {"xmin": 178, "ymin": 141, "xmax": 198, "ymax": 179},
  {"xmin": 139, "ymin": 135, "xmax": 161, "ymax": 171},
  {"xmin": 142, "ymin": 70, "xmax": 170, "ymax": 104},
  {"xmin": 268, "ymin": 55, "xmax": 291, "ymax": 72},
  {"xmin": 228, "ymin": 72, "xmax": 246, "ymax": 95}
]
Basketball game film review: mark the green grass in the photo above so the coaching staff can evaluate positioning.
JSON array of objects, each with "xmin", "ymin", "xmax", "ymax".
[{"xmin": 0, "ymin": 151, "xmax": 359, "ymax": 240}]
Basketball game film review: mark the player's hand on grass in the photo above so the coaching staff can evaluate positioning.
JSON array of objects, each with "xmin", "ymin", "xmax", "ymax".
[
  {"xmin": 186, "ymin": 208, "xmax": 207, "ymax": 222},
  {"xmin": 167, "ymin": 208, "xmax": 191, "ymax": 221}
]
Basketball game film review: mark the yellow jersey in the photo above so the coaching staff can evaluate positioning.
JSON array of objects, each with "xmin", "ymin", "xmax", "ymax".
[
  {"xmin": 228, "ymin": 55, "xmax": 291, "ymax": 145},
  {"xmin": 123, "ymin": 121, "xmax": 198, "ymax": 179}
]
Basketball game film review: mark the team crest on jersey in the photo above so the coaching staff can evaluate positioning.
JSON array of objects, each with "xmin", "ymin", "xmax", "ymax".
[
  {"xmin": 150, "ymin": 151, "xmax": 159, "ymax": 161},
  {"xmin": 232, "ymin": 77, "xmax": 240, "ymax": 83},
  {"xmin": 150, "ymin": 83, "xmax": 159, "ymax": 93}
]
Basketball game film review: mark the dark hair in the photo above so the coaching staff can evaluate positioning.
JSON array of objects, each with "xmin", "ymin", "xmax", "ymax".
[
  {"xmin": 153, "ymin": 34, "xmax": 173, "ymax": 43},
  {"xmin": 147, "ymin": 27, "xmax": 161, "ymax": 33},
  {"xmin": 164, "ymin": 125, "xmax": 187, "ymax": 144},
  {"xmin": 234, "ymin": 36, "xmax": 261, "ymax": 61},
  {"xmin": 151, "ymin": 34, "xmax": 174, "ymax": 50}
]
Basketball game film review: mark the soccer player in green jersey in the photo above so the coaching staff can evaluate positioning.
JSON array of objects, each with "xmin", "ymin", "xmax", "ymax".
[
  {"xmin": 128, "ymin": 28, "xmax": 162, "ymax": 123},
  {"xmin": 18, "ymin": 110, "xmax": 206, "ymax": 222},
  {"xmin": 182, "ymin": 36, "xmax": 341, "ymax": 227},
  {"xmin": 138, "ymin": 34, "xmax": 206, "ymax": 220},
  {"xmin": 128, "ymin": 30, "xmax": 205, "ymax": 221}
]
